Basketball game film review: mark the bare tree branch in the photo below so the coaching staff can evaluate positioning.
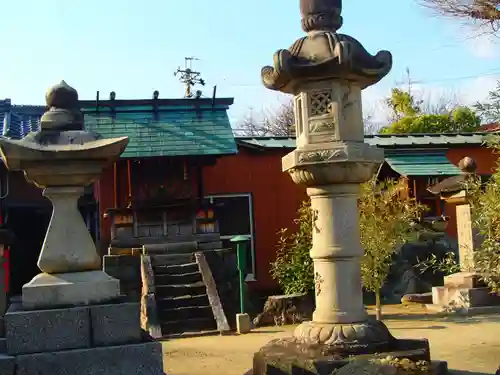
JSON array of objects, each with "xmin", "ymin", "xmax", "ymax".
[
  {"xmin": 237, "ymin": 101, "xmax": 295, "ymax": 137},
  {"xmin": 418, "ymin": 0, "xmax": 500, "ymax": 32},
  {"xmin": 417, "ymin": 89, "xmax": 461, "ymax": 114},
  {"xmin": 238, "ymin": 101, "xmax": 377, "ymax": 137}
]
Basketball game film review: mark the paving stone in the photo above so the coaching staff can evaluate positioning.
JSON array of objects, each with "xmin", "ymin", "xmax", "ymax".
[
  {"xmin": 90, "ymin": 302, "xmax": 141, "ymax": 346},
  {"xmin": 5, "ymin": 304, "xmax": 90, "ymax": 355},
  {"xmin": 15, "ymin": 342, "xmax": 165, "ymax": 375},
  {"xmin": 0, "ymin": 354, "xmax": 14, "ymax": 375}
]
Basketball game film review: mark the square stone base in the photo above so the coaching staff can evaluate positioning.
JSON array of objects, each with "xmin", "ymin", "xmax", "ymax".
[
  {"xmin": 15, "ymin": 342, "xmax": 164, "ymax": 375},
  {"xmin": 443, "ymin": 272, "xmax": 484, "ymax": 289},
  {"xmin": 22, "ymin": 271, "xmax": 121, "ymax": 310},
  {"xmin": 250, "ymin": 338, "xmax": 446, "ymax": 375},
  {"xmin": 5, "ymin": 301, "xmax": 141, "ymax": 355},
  {"xmin": 429, "ymin": 271, "xmax": 500, "ymax": 313},
  {"xmin": 3, "ymin": 298, "xmax": 164, "ymax": 375}
]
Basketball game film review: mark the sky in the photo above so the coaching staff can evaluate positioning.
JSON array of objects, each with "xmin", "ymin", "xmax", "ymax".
[{"xmin": 1, "ymin": 0, "xmax": 500, "ymax": 128}]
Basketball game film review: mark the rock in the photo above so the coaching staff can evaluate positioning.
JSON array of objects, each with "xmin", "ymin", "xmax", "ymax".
[
  {"xmin": 401, "ymin": 292, "xmax": 433, "ymax": 305},
  {"xmin": 381, "ymin": 235, "xmax": 458, "ymax": 303},
  {"xmin": 252, "ymin": 293, "xmax": 313, "ymax": 327}
]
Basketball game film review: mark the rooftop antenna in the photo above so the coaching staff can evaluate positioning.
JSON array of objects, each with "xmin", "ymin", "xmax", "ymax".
[{"xmin": 174, "ymin": 57, "xmax": 206, "ymax": 98}]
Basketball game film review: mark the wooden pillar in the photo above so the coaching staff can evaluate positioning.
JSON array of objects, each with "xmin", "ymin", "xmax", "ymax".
[
  {"xmin": 197, "ymin": 159, "xmax": 204, "ymax": 200},
  {"xmin": 127, "ymin": 160, "xmax": 132, "ymax": 205},
  {"xmin": 113, "ymin": 162, "xmax": 118, "ymax": 208}
]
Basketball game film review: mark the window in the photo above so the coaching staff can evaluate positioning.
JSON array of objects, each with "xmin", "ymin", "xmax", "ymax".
[{"xmin": 204, "ymin": 193, "xmax": 256, "ymax": 280}]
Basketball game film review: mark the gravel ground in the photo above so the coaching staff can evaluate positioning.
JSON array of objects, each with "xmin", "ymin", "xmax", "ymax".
[{"xmin": 161, "ymin": 306, "xmax": 500, "ymax": 375}]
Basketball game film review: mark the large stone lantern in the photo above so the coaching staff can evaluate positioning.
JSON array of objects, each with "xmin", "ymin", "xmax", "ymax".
[
  {"xmin": 249, "ymin": 1, "xmax": 447, "ymax": 374},
  {"xmin": 263, "ymin": 0, "xmax": 390, "ymax": 346}
]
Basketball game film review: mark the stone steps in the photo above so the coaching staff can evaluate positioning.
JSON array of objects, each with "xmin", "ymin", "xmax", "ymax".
[
  {"xmin": 161, "ymin": 316, "xmax": 217, "ymax": 335},
  {"xmin": 158, "ymin": 305, "xmax": 213, "ymax": 321},
  {"xmin": 156, "ymin": 282, "xmax": 207, "ymax": 298},
  {"xmin": 155, "ymin": 271, "xmax": 202, "ymax": 285},
  {"xmin": 150, "ymin": 253, "xmax": 194, "ymax": 266},
  {"xmin": 150, "ymin": 252, "xmax": 218, "ymax": 337},
  {"xmin": 156, "ymin": 294, "xmax": 210, "ymax": 310},
  {"xmin": 154, "ymin": 262, "xmax": 199, "ymax": 275}
]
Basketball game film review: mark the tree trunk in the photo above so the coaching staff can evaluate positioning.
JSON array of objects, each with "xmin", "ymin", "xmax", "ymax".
[{"xmin": 375, "ymin": 289, "xmax": 382, "ymax": 321}]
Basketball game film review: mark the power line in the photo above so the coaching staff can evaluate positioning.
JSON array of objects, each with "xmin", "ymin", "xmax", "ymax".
[
  {"xmin": 219, "ymin": 67, "xmax": 500, "ymax": 90},
  {"xmin": 398, "ymin": 68, "xmax": 500, "ymax": 85}
]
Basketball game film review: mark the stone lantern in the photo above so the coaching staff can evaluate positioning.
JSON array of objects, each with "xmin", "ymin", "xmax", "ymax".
[
  {"xmin": 249, "ymin": 1, "xmax": 447, "ymax": 374},
  {"xmin": 0, "ymin": 82, "xmax": 165, "ymax": 375}
]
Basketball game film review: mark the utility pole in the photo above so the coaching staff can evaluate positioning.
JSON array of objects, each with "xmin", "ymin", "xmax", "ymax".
[{"xmin": 174, "ymin": 57, "xmax": 206, "ymax": 98}]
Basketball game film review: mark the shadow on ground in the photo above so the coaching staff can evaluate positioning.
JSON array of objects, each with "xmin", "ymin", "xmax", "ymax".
[
  {"xmin": 370, "ymin": 306, "xmax": 500, "ymax": 325},
  {"xmin": 450, "ymin": 370, "xmax": 493, "ymax": 375},
  {"xmin": 389, "ymin": 325, "xmax": 447, "ymax": 330}
]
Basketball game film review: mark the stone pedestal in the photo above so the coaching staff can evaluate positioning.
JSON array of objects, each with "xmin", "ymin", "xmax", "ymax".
[
  {"xmin": 22, "ymin": 186, "xmax": 121, "ymax": 310},
  {"xmin": 22, "ymin": 271, "xmax": 120, "ymax": 310},
  {"xmin": 252, "ymin": 338, "xmax": 447, "ymax": 375},
  {"xmin": 429, "ymin": 190, "xmax": 500, "ymax": 313},
  {"xmin": 37, "ymin": 187, "xmax": 101, "ymax": 274},
  {"xmin": 1, "ymin": 300, "xmax": 165, "ymax": 375},
  {"xmin": 429, "ymin": 272, "xmax": 500, "ymax": 314}
]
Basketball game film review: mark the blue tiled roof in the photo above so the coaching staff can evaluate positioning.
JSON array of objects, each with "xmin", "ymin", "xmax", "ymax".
[
  {"xmin": 0, "ymin": 98, "xmax": 237, "ymax": 158},
  {"xmin": 0, "ymin": 100, "xmax": 43, "ymax": 139}
]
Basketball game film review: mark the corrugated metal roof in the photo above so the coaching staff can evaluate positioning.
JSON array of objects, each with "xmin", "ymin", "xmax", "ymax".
[
  {"xmin": 385, "ymin": 152, "xmax": 461, "ymax": 176},
  {"xmin": 236, "ymin": 133, "xmax": 490, "ymax": 149},
  {"xmin": 0, "ymin": 99, "xmax": 237, "ymax": 158},
  {"xmin": 236, "ymin": 137, "xmax": 296, "ymax": 149},
  {"xmin": 365, "ymin": 133, "xmax": 488, "ymax": 147}
]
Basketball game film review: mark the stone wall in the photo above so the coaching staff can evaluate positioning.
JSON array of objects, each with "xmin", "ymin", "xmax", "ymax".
[{"xmin": 103, "ymin": 255, "xmax": 142, "ymax": 302}]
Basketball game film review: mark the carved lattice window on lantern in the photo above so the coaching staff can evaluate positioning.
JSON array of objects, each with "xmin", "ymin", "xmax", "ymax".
[{"xmin": 309, "ymin": 91, "xmax": 333, "ymax": 117}]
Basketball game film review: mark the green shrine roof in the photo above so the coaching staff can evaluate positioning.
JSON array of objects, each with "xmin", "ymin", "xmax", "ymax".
[
  {"xmin": 82, "ymin": 98, "xmax": 236, "ymax": 158},
  {"xmin": 384, "ymin": 151, "xmax": 461, "ymax": 176},
  {"xmin": 235, "ymin": 134, "xmax": 491, "ymax": 177}
]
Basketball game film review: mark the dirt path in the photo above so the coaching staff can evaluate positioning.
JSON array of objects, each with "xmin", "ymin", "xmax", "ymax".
[{"xmin": 162, "ymin": 307, "xmax": 500, "ymax": 375}]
